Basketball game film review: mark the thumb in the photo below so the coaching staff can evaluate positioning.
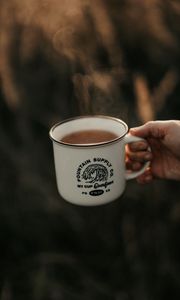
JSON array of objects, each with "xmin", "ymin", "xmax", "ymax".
[{"xmin": 129, "ymin": 121, "xmax": 167, "ymax": 139}]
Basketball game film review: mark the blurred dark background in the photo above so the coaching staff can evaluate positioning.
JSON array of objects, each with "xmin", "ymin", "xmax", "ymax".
[{"xmin": 0, "ymin": 0, "xmax": 180, "ymax": 299}]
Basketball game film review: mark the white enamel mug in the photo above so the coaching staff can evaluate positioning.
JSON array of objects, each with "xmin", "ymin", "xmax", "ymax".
[{"xmin": 49, "ymin": 116, "xmax": 149, "ymax": 206}]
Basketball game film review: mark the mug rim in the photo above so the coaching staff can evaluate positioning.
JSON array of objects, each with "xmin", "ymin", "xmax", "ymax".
[{"xmin": 49, "ymin": 115, "xmax": 128, "ymax": 147}]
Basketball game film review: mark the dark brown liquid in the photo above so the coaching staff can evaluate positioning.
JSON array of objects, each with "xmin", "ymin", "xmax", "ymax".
[{"xmin": 61, "ymin": 129, "xmax": 118, "ymax": 144}]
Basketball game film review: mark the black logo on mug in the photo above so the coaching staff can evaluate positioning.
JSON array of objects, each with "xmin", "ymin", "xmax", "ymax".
[
  {"xmin": 82, "ymin": 164, "xmax": 108, "ymax": 183},
  {"xmin": 76, "ymin": 158, "xmax": 114, "ymax": 196}
]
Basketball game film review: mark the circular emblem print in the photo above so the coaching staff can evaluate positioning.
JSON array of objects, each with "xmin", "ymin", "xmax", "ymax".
[
  {"xmin": 76, "ymin": 157, "xmax": 114, "ymax": 197},
  {"xmin": 82, "ymin": 164, "xmax": 108, "ymax": 183}
]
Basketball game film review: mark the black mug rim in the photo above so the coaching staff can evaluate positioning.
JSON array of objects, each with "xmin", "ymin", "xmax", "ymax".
[{"xmin": 49, "ymin": 115, "xmax": 128, "ymax": 148}]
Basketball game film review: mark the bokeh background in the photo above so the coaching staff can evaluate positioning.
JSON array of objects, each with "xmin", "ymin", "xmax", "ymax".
[{"xmin": 0, "ymin": 0, "xmax": 180, "ymax": 299}]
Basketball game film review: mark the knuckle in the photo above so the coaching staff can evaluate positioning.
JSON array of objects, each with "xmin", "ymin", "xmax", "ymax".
[{"xmin": 146, "ymin": 121, "xmax": 154, "ymax": 128}]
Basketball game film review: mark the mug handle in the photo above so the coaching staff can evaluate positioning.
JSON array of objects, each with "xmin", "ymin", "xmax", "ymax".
[{"xmin": 124, "ymin": 134, "xmax": 151, "ymax": 180}]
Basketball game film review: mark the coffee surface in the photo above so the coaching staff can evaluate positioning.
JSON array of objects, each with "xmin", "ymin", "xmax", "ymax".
[{"xmin": 61, "ymin": 129, "xmax": 118, "ymax": 144}]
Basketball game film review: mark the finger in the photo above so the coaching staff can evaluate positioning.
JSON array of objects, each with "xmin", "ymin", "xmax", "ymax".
[
  {"xmin": 127, "ymin": 150, "xmax": 152, "ymax": 163},
  {"xmin": 127, "ymin": 141, "xmax": 149, "ymax": 152},
  {"xmin": 136, "ymin": 169, "xmax": 153, "ymax": 184},
  {"xmin": 129, "ymin": 121, "xmax": 168, "ymax": 139},
  {"xmin": 126, "ymin": 160, "xmax": 142, "ymax": 171},
  {"xmin": 137, "ymin": 175, "xmax": 153, "ymax": 184}
]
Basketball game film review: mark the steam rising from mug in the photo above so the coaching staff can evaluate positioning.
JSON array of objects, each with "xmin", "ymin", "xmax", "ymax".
[
  {"xmin": 51, "ymin": 0, "xmax": 124, "ymax": 116},
  {"xmin": 1, "ymin": 0, "xmax": 178, "ymax": 118},
  {"xmin": 0, "ymin": 0, "xmax": 125, "ymax": 116}
]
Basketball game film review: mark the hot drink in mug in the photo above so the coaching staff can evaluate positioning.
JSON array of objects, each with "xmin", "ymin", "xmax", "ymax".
[
  {"xmin": 61, "ymin": 129, "xmax": 119, "ymax": 144},
  {"xmin": 49, "ymin": 116, "xmax": 150, "ymax": 206}
]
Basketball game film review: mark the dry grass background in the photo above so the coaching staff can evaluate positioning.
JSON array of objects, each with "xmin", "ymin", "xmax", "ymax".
[{"xmin": 0, "ymin": 0, "xmax": 180, "ymax": 299}]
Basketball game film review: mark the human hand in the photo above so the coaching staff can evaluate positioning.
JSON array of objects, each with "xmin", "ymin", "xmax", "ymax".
[{"xmin": 126, "ymin": 120, "xmax": 180, "ymax": 183}]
